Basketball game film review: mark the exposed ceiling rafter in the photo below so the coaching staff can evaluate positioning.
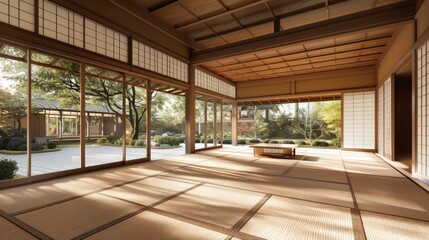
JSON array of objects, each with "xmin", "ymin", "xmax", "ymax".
[{"xmin": 191, "ymin": 1, "xmax": 414, "ymax": 64}]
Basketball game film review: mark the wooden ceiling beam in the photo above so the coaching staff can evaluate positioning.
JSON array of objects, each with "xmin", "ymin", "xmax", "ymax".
[
  {"xmin": 148, "ymin": 0, "xmax": 179, "ymax": 12},
  {"xmin": 107, "ymin": 0, "xmax": 197, "ymax": 48},
  {"xmin": 176, "ymin": 0, "xmax": 268, "ymax": 30},
  {"xmin": 191, "ymin": 1, "xmax": 415, "ymax": 64}
]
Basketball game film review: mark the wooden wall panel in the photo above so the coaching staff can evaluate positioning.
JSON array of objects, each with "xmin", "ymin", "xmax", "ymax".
[{"xmin": 417, "ymin": 0, "xmax": 429, "ymax": 39}]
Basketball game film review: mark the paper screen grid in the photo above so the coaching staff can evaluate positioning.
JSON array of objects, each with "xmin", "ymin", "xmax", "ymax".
[
  {"xmin": 343, "ymin": 91, "xmax": 375, "ymax": 149},
  {"xmin": 0, "ymin": 0, "xmax": 34, "ymax": 31},
  {"xmin": 384, "ymin": 78, "xmax": 392, "ymax": 160},
  {"xmin": 378, "ymin": 86, "xmax": 384, "ymax": 155},
  {"xmin": 195, "ymin": 69, "xmax": 236, "ymax": 98},
  {"xmin": 417, "ymin": 40, "xmax": 429, "ymax": 177}
]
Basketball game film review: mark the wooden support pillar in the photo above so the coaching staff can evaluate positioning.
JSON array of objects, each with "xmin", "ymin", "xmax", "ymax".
[
  {"xmin": 80, "ymin": 63, "xmax": 86, "ymax": 168},
  {"xmin": 213, "ymin": 101, "xmax": 217, "ymax": 146},
  {"xmin": 121, "ymin": 73, "xmax": 126, "ymax": 163},
  {"xmin": 26, "ymin": 49, "xmax": 32, "ymax": 177},
  {"xmin": 232, "ymin": 101, "xmax": 238, "ymax": 146},
  {"xmin": 146, "ymin": 81, "xmax": 152, "ymax": 160},
  {"xmin": 185, "ymin": 65, "xmax": 196, "ymax": 154},
  {"xmin": 204, "ymin": 98, "xmax": 208, "ymax": 148}
]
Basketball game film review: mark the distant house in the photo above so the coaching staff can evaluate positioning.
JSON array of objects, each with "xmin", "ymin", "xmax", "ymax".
[{"xmin": 31, "ymin": 98, "xmax": 121, "ymax": 141}]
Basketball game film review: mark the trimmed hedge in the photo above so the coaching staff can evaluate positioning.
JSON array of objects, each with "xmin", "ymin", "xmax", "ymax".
[
  {"xmin": 269, "ymin": 140, "xmax": 279, "ymax": 144},
  {"xmin": 264, "ymin": 139, "xmax": 270, "ymax": 143},
  {"xmin": 47, "ymin": 142, "xmax": 57, "ymax": 149},
  {"xmin": 282, "ymin": 140, "xmax": 295, "ymax": 144},
  {"xmin": 16, "ymin": 143, "xmax": 44, "ymax": 151},
  {"xmin": 96, "ymin": 138, "xmax": 108, "ymax": 144},
  {"xmin": 249, "ymin": 139, "xmax": 261, "ymax": 144},
  {"xmin": 0, "ymin": 158, "xmax": 18, "ymax": 180},
  {"xmin": 134, "ymin": 140, "xmax": 145, "ymax": 146},
  {"xmin": 222, "ymin": 139, "xmax": 232, "ymax": 144},
  {"xmin": 312, "ymin": 141, "xmax": 329, "ymax": 147},
  {"xmin": 207, "ymin": 139, "xmax": 214, "ymax": 143},
  {"xmin": 195, "ymin": 139, "xmax": 201, "ymax": 143},
  {"xmin": 106, "ymin": 135, "xmax": 121, "ymax": 144},
  {"xmin": 297, "ymin": 141, "xmax": 307, "ymax": 145},
  {"xmin": 237, "ymin": 139, "xmax": 246, "ymax": 144},
  {"xmin": 156, "ymin": 136, "xmax": 181, "ymax": 146}
]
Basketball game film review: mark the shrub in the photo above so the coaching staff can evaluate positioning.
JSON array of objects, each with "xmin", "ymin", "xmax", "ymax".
[
  {"xmin": 134, "ymin": 140, "xmax": 145, "ymax": 146},
  {"xmin": 237, "ymin": 139, "xmax": 246, "ymax": 144},
  {"xmin": 195, "ymin": 139, "xmax": 201, "ymax": 143},
  {"xmin": 106, "ymin": 135, "xmax": 121, "ymax": 144},
  {"xmin": 249, "ymin": 139, "xmax": 261, "ymax": 144},
  {"xmin": 178, "ymin": 137, "xmax": 185, "ymax": 143},
  {"xmin": 312, "ymin": 141, "xmax": 329, "ymax": 147},
  {"xmin": 221, "ymin": 139, "xmax": 232, "ymax": 144},
  {"xmin": 153, "ymin": 135, "xmax": 162, "ymax": 143},
  {"xmin": 156, "ymin": 136, "xmax": 181, "ymax": 146},
  {"xmin": 331, "ymin": 139, "xmax": 341, "ymax": 148},
  {"xmin": 269, "ymin": 140, "xmax": 279, "ymax": 144},
  {"xmin": 16, "ymin": 143, "xmax": 44, "ymax": 151},
  {"xmin": 129, "ymin": 139, "xmax": 137, "ymax": 146},
  {"xmin": 114, "ymin": 138, "xmax": 123, "ymax": 145},
  {"xmin": 282, "ymin": 140, "xmax": 295, "ymax": 144},
  {"xmin": 47, "ymin": 142, "xmax": 57, "ymax": 149},
  {"xmin": 207, "ymin": 139, "xmax": 214, "ymax": 143},
  {"xmin": 0, "ymin": 158, "xmax": 18, "ymax": 180},
  {"xmin": 5, "ymin": 137, "xmax": 26, "ymax": 151},
  {"xmin": 96, "ymin": 138, "xmax": 108, "ymax": 144},
  {"xmin": 264, "ymin": 139, "xmax": 270, "ymax": 143},
  {"xmin": 16, "ymin": 144, "xmax": 27, "ymax": 151},
  {"xmin": 297, "ymin": 141, "xmax": 307, "ymax": 145}
]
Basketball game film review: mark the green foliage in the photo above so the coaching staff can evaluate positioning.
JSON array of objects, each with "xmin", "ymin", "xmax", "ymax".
[
  {"xmin": 312, "ymin": 141, "xmax": 329, "ymax": 147},
  {"xmin": 96, "ymin": 138, "xmax": 108, "ymax": 144},
  {"xmin": 331, "ymin": 138, "xmax": 341, "ymax": 148},
  {"xmin": 297, "ymin": 141, "xmax": 307, "ymax": 145},
  {"xmin": 238, "ymin": 139, "xmax": 246, "ymax": 144},
  {"xmin": 282, "ymin": 140, "xmax": 295, "ymax": 144},
  {"xmin": 269, "ymin": 140, "xmax": 279, "ymax": 144},
  {"xmin": 0, "ymin": 158, "xmax": 19, "ymax": 180},
  {"xmin": 195, "ymin": 139, "xmax": 201, "ymax": 143},
  {"xmin": 106, "ymin": 135, "xmax": 121, "ymax": 144},
  {"xmin": 249, "ymin": 139, "xmax": 261, "ymax": 143},
  {"xmin": 153, "ymin": 135, "xmax": 162, "ymax": 143},
  {"xmin": 134, "ymin": 140, "xmax": 145, "ymax": 146},
  {"xmin": 207, "ymin": 139, "xmax": 214, "ymax": 143},
  {"xmin": 222, "ymin": 139, "xmax": 232, "ymax": 144},
  {"xmin": 264, "ymin": 139, "xmax": 270, "ymax": 143},
  {"xmin": 47, "ymin": 141, "xmax": 57, "ymax": 149},
  {"xmin": 15, "ymin": 143, "xmax": 44, "ymax": 151},
  {"xmin": 156, "ymin": 136, "xmax": 181, "ymax": 146},
  {"xmin": 114, "ymin": 138, "xmax": 123, "ymax": 145}
]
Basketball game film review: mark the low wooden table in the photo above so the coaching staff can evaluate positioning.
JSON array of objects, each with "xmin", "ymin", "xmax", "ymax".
[{"xmin": 249, "ymin": 143, "xmax": 298, "ymax": 158}]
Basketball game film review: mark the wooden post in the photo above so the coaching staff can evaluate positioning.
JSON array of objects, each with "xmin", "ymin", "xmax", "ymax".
[
  {"xmin": 146, "ymin": 81, "xmax": 151, "ymax": 160},
  {"xmin": 232, "ymin": 101, "xmax": 238, "ymax": 146},
  {"xmin": 122, "ymin": 73, "xmax": 126, "ymax": 163},
  {"xmin": 204, "ymin": 98, "xmax": 208, "ymax": 148},
  {"xmin": 27, "ymin": 50, "xmax": 32, "ymax": 177},
  {"xmin": 80, "ymin": 63, "xmax": 86, "ymax": 168},
  {"xmin": 185, "ymin": 65, "xmax": 196, "ymax": 153}
]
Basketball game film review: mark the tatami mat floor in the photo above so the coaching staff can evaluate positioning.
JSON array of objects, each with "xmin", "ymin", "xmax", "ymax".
[{"xmin": 1, "ymin": 146, "xmax": 429, "ymax": 240}]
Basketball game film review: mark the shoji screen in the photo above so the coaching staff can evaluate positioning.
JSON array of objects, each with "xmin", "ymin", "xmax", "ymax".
[
  {"xmin": 377, "ymin": 86, "xmax": 384, "ymax": 155},
  {"xmin": 0, "ymin": 0, "xmax": 34, "ymax": 31},
  {"xmin": 417, "ymin": 40, "xmax": 429, "ymax": 177},
  {"xmin": 343, "ymin": 91, "xmax": 375, "ymax": 149},
  {"xmin": 384, "ymin": 78, "xmax": 392, "ymax": 159}
]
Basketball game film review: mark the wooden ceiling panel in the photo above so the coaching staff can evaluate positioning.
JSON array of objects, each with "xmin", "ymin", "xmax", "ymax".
[
  {"xmin": 232, "ymin": 4, "xmax": 272, "ymax": 26},
  {"xmin": 234, "ymin": 54, "xmax": 259, "ymax": 62},
  {"xmin": 206, "ymin": 15, "xmax": 242, "ymax": 33},
  {"xmin": 335, "ymin": 51, "xmax": 361, "ymax": 59},
  {"xmin": 375, "ymin": 0, "xmax": 406, "ymax": 7},
  {"xmin": 226, "ymin": 63, "xmax": 246, "ymax": 70},
  {"xmin": 277, "ymin": 44, "xmax": 305, "ymax": 55},
  {"xmin": 282, "ymin": 52, "xmax": 308, "ymax": 61},
  {"xmin": 256, "ymin": 70, "xmax": 275, "ymax": 76},
  {"xmin": 180, "ymin": 0, "xmax": 225, "ymax": 19},
  {"xmin": 197, "ymin": 37, "xmax": 225, "ymax": 49},
  {"xmin": 335, "ymin": 58, "xmax": 359, "ymax": 65},
  {"xmin": 251, "ymin": 65, "xmax": 270, "ymax": 72},
  {"xmin": 304, "ymin": 39, "xmax": 335, "ymax": 50},
  {"xmin": 358, "ymin": 55, "xmax": 380, "ymax": 62},
  {"xmin": 201, "ymin": 61, "xmax": 223, "ymax": 68},
  {"xmin": 291, "ymin": 64, "xmax": 312, "ymax": 71},
  {"xmin": 262, "ymin": 57, "xmax": 284, "ymax": 65},
  {"xmin": 360, "ymin": 46, "xmax": 385, "ymax": 55},
  {"xmin": 365, "ymin": 27, "xmax": 396, "ymax": 38},
  {"xmin": 268, "ymin": 62, "xmax": 289, "ymax": 69},
  {"xmin": 293, "ymin": 69, "xmax": 315, "ymax": 75},
  {"xmin": 272, "ymin": 67, "xmax": 292, "ymax": 73},
  {"xmin": 280, "ymin": 8, "xmax": 326, "ymax": 30},
  {"xmin": 234, "ymin": 68, "xmax": 253, "ymax": 74},
  {"xmin": 243, "ymin": 60, "xmax": 264, "ymax": 67},
  {"xmin": 288, "ymin": 59, "xmax": 311, "ymax": 66},
  {"xmin": 313, "ymin": 66, "xmax": 336, "ymax": 72},
  {"xmin": 307, "ymin": 48, "xmax": 336, "ymax": 57},
  {"xmin": 247, "ymin": 22, "xmax": 273, "ymax": 38},
  {"xmin": 329, "ymin": 0, "xmax": 372, "ymax": 19},
  {"xmin": 152, "ymin": 5, "xmax": 195, "ymax": 27},
  {"xmin": 310, "ymin": 55, "xmax": 336, "ymax": 63},
  {"xmin": 312, "ymin": 60, "xmax": 336, "ymax": 68},
  {"xmin": 271, "ymin": 0, "xmax": 324, "ymax": 16},
  {"xmin": 221, "ymin": 29, "xmax": 254, "ymax": 44},
  {"xmin": 184, "ymin": 24, "xmax": 215, "ymax": 40},
  {"xmin": 255, "ymin": 49, "xmax": 279, "ymax": 59},
  {"xmin": 335, "ymin": 42, "xmax": 363, "ymax": 52},
  {"xmin": 218, "ymin": 58, "xmax": 240, "ymax": 65},
  {"xmin": 335, "ymin": 33, "xmax": 366, "ymax": 45}
]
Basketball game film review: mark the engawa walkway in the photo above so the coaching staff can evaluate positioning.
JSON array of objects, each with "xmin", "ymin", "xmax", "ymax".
[{"xmin": 1, "ymin": 146, "xmax": 429, "ymax": 240}]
